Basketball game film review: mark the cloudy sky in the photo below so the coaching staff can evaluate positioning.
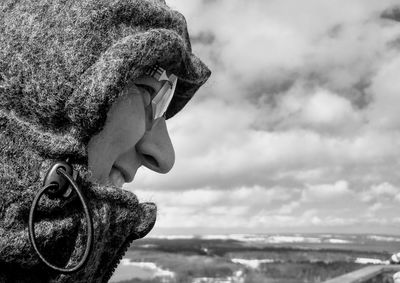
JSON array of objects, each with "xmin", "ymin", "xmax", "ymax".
[{"xmin": 126, "ymin": 0, "xmax": 400, "ymax": 235}]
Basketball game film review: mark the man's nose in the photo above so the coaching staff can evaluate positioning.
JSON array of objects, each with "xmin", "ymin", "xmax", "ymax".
[{"xmin": 136, "ymin": 118, "xmax": 175, "ymax": 173}]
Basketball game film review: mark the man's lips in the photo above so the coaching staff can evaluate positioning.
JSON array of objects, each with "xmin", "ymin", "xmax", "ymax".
[
  {"xmin": 110, "ymin": 165, "xmax": 134, "ymax": 188},
  {"xmin": 109, "ymin": 167, "xmax": 124, "ymax": 188}
]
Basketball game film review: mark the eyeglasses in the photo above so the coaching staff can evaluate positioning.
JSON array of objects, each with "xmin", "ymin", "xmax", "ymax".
[{"xmin": 143, "ymin": 65, "xmax": 178, "ymax": 122}]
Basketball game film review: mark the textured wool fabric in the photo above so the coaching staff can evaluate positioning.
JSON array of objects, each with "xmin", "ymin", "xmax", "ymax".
[{"xmin": 0, "ymin": 0, "xmax": 211, "ymax": 282}]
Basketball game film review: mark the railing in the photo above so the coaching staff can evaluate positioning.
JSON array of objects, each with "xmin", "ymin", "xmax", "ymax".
[{"xmin": 323, "ymin": 265, "xmax": 400, "ymax": 283}]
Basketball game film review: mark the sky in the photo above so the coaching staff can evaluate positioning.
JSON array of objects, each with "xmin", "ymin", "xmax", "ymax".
[{"xmin": 125, "ymin": 0, "xmax": 400, "ymax": 235}]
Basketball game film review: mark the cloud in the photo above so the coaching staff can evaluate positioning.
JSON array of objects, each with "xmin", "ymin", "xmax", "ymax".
[
  {"xmin": 132, "ymin": 124, "xmax": 399, "ymax": 192},
  {"xmin": 133, "ymin": 0, "xmax": 400, "ymax": 233},
  {"xmin": 270, "ymin": 86, "xmax": 364, "ymax": 135},
  {"xmin": 371, "ymin": 183, "xmax": 399, "ymax": 196},
  {"xmin": 301, "ymin": 180, "xmax": 353, "ymax": 202},
  {"xmin": 365, "ymin": 56, "xmax": 400, "ymax": 129},
  {"xmin": 148, "ymin": 0, "xmax": 400, "ymax": 192},
  {"xmin": 381, "ymin": 5, "xmax": 400, "ymax": 22},
  {"xmin": 277, "ymin": 201, "xmax": 301, "ymax": 215},
  {"xmin": 369, "ymin": 202, "xmax": 383, "ymax": 213},
  {"xmin": 361, "ymin": 182, "xmax": 400, "ymax": 203},
  {"xmin": 135, "ymin": 185, "xmax": 295, "ymax": 212},
  {"xmin": 175, "ymin": 0, "xmax": 400, "ymax": 102}
]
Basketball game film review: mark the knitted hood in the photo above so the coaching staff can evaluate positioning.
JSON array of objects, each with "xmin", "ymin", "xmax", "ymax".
[{"xmin": 0, "ymin": 0, "xmax": 211, "ymax": 282}]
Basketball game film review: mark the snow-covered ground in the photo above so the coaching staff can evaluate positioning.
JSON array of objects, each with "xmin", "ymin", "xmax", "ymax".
[{"xmin": 109, "ymin": 259, "xmax": 174, "ymax": 282}]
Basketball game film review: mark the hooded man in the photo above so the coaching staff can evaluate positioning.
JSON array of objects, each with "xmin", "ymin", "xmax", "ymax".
[{"xmin": 0, "ymin": 0, "xmax": 211, "ymax": 282}]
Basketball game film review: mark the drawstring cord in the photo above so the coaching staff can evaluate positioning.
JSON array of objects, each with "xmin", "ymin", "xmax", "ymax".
[{"xmin": 28, "ymin": 164, "xmax": 94, "ymax": 273}]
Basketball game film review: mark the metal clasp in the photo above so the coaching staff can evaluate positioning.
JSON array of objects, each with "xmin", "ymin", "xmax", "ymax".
[
  {"xmin": 43, "ymin": 161, "xmax": 73, "ymax": 198},
  {"xmin": 28, "ymin": 163, "xmax": 93, "ymax": 273}
]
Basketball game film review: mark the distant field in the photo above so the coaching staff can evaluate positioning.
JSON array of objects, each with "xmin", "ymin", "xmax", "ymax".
[{"xmin": 109, "ymin": 234, "xmax": 400, "ymax": 283}]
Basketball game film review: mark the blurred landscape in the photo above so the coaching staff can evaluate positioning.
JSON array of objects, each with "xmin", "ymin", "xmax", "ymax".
[{"xmin": 109, "ymin": 233, "xmax": 400, "ymax": 283}]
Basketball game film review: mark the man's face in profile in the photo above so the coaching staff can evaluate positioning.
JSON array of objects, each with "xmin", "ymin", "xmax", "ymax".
[{"xmin": 88, "ymin": 75, "xmax": 175, "ymax": 188}]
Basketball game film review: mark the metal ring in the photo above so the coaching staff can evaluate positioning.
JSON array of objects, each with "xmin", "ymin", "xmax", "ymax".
[{"xmin": 28, "ymin": 168, "xmax": 93, "ymax": 273}]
